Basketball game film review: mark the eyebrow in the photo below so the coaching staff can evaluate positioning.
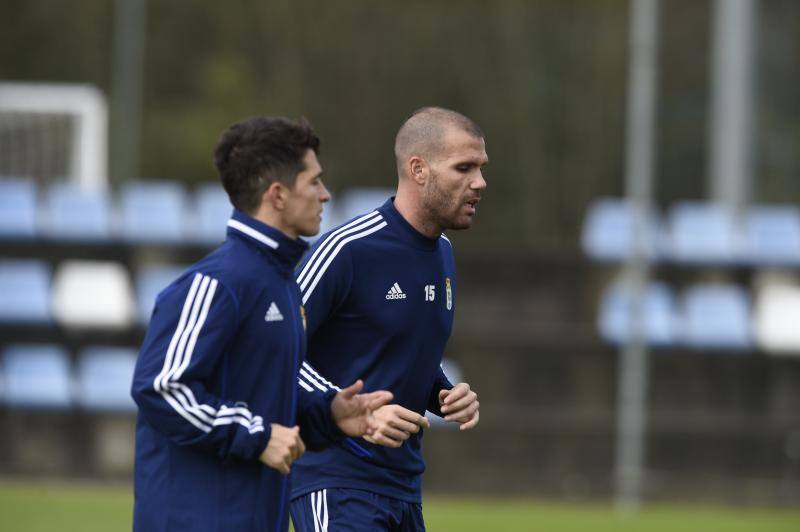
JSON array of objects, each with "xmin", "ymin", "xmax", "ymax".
[{"xmin": 453, "ymin": 158, "xmax": 489, "ymax": 167}]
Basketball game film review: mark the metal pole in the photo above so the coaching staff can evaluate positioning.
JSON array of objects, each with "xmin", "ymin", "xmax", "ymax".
[
  {"xmin": 708, "ymin": 0, "xmax": 756, "ymax": 211},
  {"xmin": 615, "ymin": 0, "xmax": 660, "ymax": 512},
  {"xmin": 111, "ymin": 0, "xmax": 146, "ymax": 184}
]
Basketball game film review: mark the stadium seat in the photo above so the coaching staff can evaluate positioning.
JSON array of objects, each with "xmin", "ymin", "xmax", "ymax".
[
  {"xmin": 192, "ymin": 183, "xmax": 232, "ymax": 244},
  {"xmin": 2, "ymin": 344, "xmax": 72, "ymax": 408},
  {"xmin": 0, "ymin": 259, "xmax": 52, "ymax": 323},
  {"xmin": 597, "ymin": 280, "xmax": 677, "ymax": 346},
  {"xmin": 119, "ymin": 181, "xmax": 187, "ymax": 242},
  {"xmin": 43, "ymin": 182, "xmax": 111, "ymax": 240},
  {"xmin": 752, "ymin": 279, "xmax": 800, "ymax": 356},
  {"xmin": 337, "ymin": 187, "xmax": 394, "ymax": 222},
  {"xmin": 581, "ymin": 197, "xmax": 660, "ymax": 261},
  {"xmin": 664, "ymin": 201, "xmax": 743, "ymax": 264},
  {"xmin": 679, "ymin": 283, "xmax": 751, "ymax": 349},
  {"xmin": 743, "ymin": 206, "xmax": 800, "ymax": 266},
  {"xmin": 75, "ymin": 346, "xmax": 138, "ymax": 412},
  {"xmin": 51, "ymin": 260, "xmax": 135, "ymax": 329},
  {"xmin": 0, "ymin": 177, "xmax": 37, "ymax": 238},
  {"xmin": 135, "ymin": 264, "xmax": 187, "ymax": 325}
]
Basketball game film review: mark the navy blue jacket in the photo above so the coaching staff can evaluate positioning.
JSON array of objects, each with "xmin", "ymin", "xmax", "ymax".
[
  {"xmin": 291, "ymin": 198, "xmax": 455, "ymax": 503},
  {"xmin": 132, "ymin": 210, "xmax": 342, "ymax": 532}
]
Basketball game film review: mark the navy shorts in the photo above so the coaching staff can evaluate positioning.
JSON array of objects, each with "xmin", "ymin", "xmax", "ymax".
[{"xmin": 290, "ymin": 488, "xmax": 425, "ymax": 532}]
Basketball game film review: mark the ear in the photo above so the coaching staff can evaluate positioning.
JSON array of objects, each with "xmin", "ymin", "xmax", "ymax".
[
  {"xmin": 408, "ymin": 156, "xmax": 428, "ymax": 185},
  {"xmin": 263, "ymin": 181, "xmax": 287, "ymax": 210}
]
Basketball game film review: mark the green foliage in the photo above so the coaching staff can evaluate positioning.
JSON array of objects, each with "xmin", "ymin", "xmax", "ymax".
[{"xmin": 2, "ymin": 0, "xmax": 800, "ymax": 250}]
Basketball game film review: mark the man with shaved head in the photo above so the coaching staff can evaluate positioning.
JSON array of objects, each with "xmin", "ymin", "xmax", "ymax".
[{"xmin": 290, "ymin": 107, "xmax": 487, "ymax": 531}]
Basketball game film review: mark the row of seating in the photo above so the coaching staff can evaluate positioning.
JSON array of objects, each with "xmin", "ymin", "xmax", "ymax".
[
  {"xmin": 0, "ymin": 344, "xmax": 137, "ymax": 411},
  {"xmin": 0, "ymin": 343, "xmax": 465, "ymax": 419},
  {"xmin": 582, "ymin": 198, "xmax": 800, "ymax": 265},
  {"xmin": 0, "ymin": 178, "xmax": 393, "ymax": 244},
  {"xmin": 598, "ymin": 278, "xmax": 800, "ymax": 353},
  {"xmin": 0, "ymin": 259, "xmax": 184, "ymax": 327}
]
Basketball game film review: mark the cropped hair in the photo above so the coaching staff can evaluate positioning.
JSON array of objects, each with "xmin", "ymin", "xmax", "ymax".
[{"xmin": 213, "ymin": 116, "xmax": 320, "ymax": 214}]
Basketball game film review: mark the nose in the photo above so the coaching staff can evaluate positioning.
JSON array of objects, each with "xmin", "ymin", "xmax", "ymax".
[
  {"xmin": 319, "ymin": 182, "xmax": 331, "ymax": 203},
  {"xmin": 471, "ymin": 171, "xmax": 487, "ymax": 192}
]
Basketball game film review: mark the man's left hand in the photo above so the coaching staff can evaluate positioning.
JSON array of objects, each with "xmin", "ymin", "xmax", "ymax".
[
  {"xmin": 439, "ymin": 382, "xmax": 479, "ymax": 430},
  {"xmin": 331, "ymin": 379, "xmax": 393, "ymax": 437}
]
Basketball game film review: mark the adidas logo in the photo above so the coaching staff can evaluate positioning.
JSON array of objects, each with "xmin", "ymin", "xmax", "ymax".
[
  {"xmin": 264, "ymin": 302, "xmax": 284, "ymax": 322},
  {"xmin": 385, "ymin": 282, "xmax": 407, "ymax": 300}
]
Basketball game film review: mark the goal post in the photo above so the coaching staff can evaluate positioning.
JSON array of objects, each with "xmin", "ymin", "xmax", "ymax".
[{"xmin": 0, "ymin": 82, "xmax": 108, "ymax": 188}]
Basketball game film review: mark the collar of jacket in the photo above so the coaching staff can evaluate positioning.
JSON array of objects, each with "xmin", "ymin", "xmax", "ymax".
[
  {"xmin": 226, "ymin": 209, "xmax": 310, "ymax": 274},
  {"xmin": 379, "ymin": 197, "xmax": 440, "ymax": 251}
]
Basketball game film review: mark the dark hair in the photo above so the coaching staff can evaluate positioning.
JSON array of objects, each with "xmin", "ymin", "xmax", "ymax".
[{"xmin": 213, "ymin": 116, "xmax": 320, "ymax": 214}]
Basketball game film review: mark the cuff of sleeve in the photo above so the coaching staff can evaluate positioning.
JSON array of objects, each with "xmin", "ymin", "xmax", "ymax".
[
  {"xmin": 229, "ymin": 422, "xmax": 272, "ymax": 464},
  {"xmin": 299, "ymin": 388, "xmax": 345, "ymax": 451},
  {"xmin": 427, "ymin": 379, "xmax": 454, "ymax": 418}
]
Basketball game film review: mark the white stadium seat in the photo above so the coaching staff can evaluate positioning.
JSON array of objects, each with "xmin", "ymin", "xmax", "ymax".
[{"xmin": 52, "ymin": 260, "xmax": 135, "ymax": 329}]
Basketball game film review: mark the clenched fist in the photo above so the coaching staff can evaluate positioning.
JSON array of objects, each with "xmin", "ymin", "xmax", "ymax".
[{"xmin": 259, "ymin": 424, "xmax": 306, "ymax": 474}]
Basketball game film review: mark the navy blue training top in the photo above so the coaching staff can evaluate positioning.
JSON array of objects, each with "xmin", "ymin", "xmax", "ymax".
[
  {"xmin": 131, "ymin": 210, "xmax": 342, "ymax": 532},
  {"xmin": 291, "ymin": 198, "xmax": 455, "ymax": 503}
]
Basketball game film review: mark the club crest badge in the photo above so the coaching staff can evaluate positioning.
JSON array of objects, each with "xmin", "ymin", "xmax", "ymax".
[
  {"xmin": 445, "ymin": 277, "xmax": 452, "ymax": 310},
  {"xmin": 300, "ymin": 305, "xmax": 307, "ymax": 331}
]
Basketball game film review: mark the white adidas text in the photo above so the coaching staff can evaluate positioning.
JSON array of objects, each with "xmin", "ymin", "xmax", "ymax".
[{"xmin": 386, "ymin": 282, "xmax": 407, "ymax": 300}]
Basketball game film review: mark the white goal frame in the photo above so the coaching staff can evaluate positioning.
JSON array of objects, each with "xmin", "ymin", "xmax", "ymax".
[{"xmin": 0, "ymin": 82, "xmax": 108, "ymax": 188}]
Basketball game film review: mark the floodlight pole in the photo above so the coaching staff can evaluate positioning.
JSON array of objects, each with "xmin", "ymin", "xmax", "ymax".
[
  {"xmin": 111, "ymin": 0, "xmax": 147, "ymax": 184},
  {"xmin": 708, "ymin": 0, "xmax": 756, "ymax": 212},
  {"xmin": 615, "ymin": 0, "xmax": 660, "ymax": 512}
]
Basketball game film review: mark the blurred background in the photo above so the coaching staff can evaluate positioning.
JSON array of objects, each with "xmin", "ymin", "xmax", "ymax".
[{"xmin": 1, "ymin": 0, "xmax": 799, "ymax": 529}]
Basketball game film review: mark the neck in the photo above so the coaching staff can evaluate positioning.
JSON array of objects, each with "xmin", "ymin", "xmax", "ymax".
[
  {"xmin": 252, "ymin": 206, "xmax": 298, "ymax": 240},
  {"xmin": 393, "ymin": 185, "xmax": 442, "ymax": 239}
]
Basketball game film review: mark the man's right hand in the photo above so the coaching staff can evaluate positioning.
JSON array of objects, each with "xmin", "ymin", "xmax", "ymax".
[
  {"xmin": 259, "ymin": 424, "xmax": 306, "ymax": 474},
  {"xmin": 363, "ymin": 405, "xmax": 430, "ymax": 448}
]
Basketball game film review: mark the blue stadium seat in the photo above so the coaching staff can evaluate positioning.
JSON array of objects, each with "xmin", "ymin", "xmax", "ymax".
[
  {"xmin": 680, "ymin": 284, "xmax": 751, "ymax": 349},
  {"xmin": 743, "ymin": 206, "xmax": 800, "ymax": 266},
  {"xmin": 665, "ymin": 201, "xmax": 742, "ymax": 264},
  {"xmin": 136, "ymin": 264, "xmax": 187, "ymax": 324},
  {"xmin": 581, "ymin": 197, "xmax": 660, "ymax": 261},
  {"xmin": 338, "ymin": 188, "xmax": 394, "ymax": 222},
  {"xmin": 0, "ymin": 177, "xmax": 37, "ymax": 238},
  {"xmin": 598, "ymin": 280, "xmax": 677, "ymax": 346},
  {"xmin": 43, "ymin": 182, "xmax": 112, "ymax": 240},
  {"xmin": 2, "ymin": 344, "xmax": 72, "ymax": 408},
  {"xmin": 0, "ymin": 259, "xmax": 52, "ymax": 323},
  {"xmin": 119, "ymin": 181, "xmax": 187, "ymax": 242},
  {"xmin": 192, "ymin": 184, "xmax": 232, "ymax": 244},
  {"xmin": 75, "ymin": 346, "xmax": 138, "ymax": 412}
]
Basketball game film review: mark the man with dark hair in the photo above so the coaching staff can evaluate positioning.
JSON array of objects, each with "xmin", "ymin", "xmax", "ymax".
[
  {"xmin": 290, "ymin": 107, "xmax": 485, "ymax": 531},
  {"xmin": 131, "ymin": 116, "xmax": 398, "ymax": 532}
]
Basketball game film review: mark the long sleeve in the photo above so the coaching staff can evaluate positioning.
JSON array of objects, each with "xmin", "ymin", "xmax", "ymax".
[
  {"xmin": 131, "ymin": 272, "xmax": 270, "ymax": 463},
  {"xmin": 295, "ymin": 360, "xmax": 344, "ymax": 451},
  {"xmin": 426, "ymin": 365, "xmax": 454, "ymax": 417}
]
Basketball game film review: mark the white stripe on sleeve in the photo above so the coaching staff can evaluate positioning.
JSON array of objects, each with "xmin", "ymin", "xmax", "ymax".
[
  {"xmin": 153, "ymin": 273, "xmax": 264, "ymax": 434},
  {"xmin": 302, "ymin": 362, "xmax": 341, "ymax": 391},
  {"xmin": 298, "ymin": 378, "xmax": 315, "ymax": 392},
  {"xmin": 299, "ymin": 368, "xmax": 328, "ymax": 392}
]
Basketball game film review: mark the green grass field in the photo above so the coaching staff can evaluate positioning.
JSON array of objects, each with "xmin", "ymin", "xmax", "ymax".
[{"xmin": 1, "ymin": 482, "xmax": 798, "ymax": 532}]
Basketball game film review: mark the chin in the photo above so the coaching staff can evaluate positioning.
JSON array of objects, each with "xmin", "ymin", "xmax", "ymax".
[
  {"xmin": 298, "ymin": 224, "xmax": 321, "ymax": 238},
  {"xmin": 447, "ymin": 217, "xmax": 474, "ymax": 231}
]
